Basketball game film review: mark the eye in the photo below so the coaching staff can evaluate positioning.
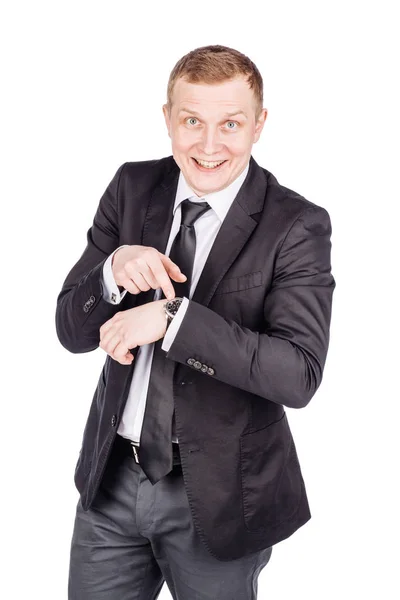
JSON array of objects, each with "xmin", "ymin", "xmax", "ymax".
[
  {"xmin": 226, "ymin": 121, "xmax": 238, "ymax": 129},
  {"xmin": 186, "ymin": 117, "xmax": 198, "ymax": 126}
]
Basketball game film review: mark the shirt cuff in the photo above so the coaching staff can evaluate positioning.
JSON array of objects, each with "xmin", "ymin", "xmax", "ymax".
[
  {"xmin": 102, "ymin": 245, "xmax": 129, "ymax": 304},
  {"xmin": 161, "ymin": 296, "xmax": 190, "ymax": 351}
]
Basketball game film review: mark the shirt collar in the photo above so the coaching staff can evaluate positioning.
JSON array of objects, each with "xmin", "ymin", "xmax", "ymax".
[{"xmin": 173, "ymin": 162, "xmax": 250, "ymax": 222}]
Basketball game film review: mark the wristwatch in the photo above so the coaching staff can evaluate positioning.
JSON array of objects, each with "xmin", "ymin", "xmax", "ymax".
[{"xmin": 163, "ymin": 297, "xmax": 184, "ymax": 329}]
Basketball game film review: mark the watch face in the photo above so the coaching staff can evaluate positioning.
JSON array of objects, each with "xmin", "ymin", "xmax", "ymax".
[{"xmin": 166, "ymin": 297, "xmax": 183, "ymax": 317}]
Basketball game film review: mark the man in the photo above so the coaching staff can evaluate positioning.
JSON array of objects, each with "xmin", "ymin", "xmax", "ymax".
[{"xmin": 56, "ymin": 44, "xmax": 335, "ymax": 599}]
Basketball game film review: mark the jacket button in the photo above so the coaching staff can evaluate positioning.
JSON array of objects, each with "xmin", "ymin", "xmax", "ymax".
[
  {"xmin": 207, "ymin": 367, "xmax": 215, "ymax": 376},
  {"xmin": 200, "ymin": 364, "xmax": 208, "ymax": 372},
  {"xmin": 111, "ymin": 415, "xmax": 117, "ymax": 427},
  {"xmin": 90, "ymin": 295, "xmax": 95, "ymax": 302},
  {"xmin": 194, "ymin": 361, "xmax": 202, "ymax": 369},
  {"xmin": 187, "ymin": 358, "xmax": 195, "ymax": 366}
]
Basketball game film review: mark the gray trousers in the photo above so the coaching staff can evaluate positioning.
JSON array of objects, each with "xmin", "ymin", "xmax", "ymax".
[{"xmin": 68, "ymin": 437, "xmax": 273, "ymax": 599}]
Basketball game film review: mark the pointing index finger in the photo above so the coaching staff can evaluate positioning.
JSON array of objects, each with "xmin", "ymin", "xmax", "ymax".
[{"xmin": 148, "ymin": 255, "xmax": 176, "ymax": 300}]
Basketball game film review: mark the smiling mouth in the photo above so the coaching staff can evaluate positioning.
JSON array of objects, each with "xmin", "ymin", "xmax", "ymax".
[{"xmin": 192, "ymin": 157, "xmax": 228, "ymax": 170}]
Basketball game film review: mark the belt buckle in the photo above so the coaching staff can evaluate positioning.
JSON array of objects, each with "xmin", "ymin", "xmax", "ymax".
[{"xmin": 130, "ymin": 442, "xmax": 140, "ymax": 464}]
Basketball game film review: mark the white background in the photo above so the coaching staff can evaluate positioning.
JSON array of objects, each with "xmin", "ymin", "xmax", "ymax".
[{"xmin": 1, "ymin": 1, "xmax": 399, "ymax": 598}]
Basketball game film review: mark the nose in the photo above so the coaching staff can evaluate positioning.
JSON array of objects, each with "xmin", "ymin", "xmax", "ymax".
[{"xmin": 199, "ymin": 125, "xmax": 223, "ymax": 156}]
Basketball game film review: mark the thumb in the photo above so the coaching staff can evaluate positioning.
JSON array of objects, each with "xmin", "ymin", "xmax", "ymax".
[{"xmin": 160, "ymin": 254, "xmax": 187, "ymax": 280}]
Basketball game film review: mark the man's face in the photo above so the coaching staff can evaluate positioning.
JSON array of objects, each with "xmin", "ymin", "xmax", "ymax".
[{"xmin": 162, "ymin": 76, "xmax": 267, "ymax": 197}]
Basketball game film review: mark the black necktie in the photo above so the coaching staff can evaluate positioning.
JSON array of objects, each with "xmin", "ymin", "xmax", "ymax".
[{"xmin": 139, "ymin": 198, "xmax": 211, "ymax": 484}]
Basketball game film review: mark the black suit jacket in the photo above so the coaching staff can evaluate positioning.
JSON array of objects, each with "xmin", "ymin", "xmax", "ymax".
[{"xmin": 55, "ymin": 154, "xmax": 335, "ymax": 561}]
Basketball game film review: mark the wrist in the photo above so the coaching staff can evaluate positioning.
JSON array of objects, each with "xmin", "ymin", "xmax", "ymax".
[
  {"xmin": 159, "ymin": 299, "xmax": 170, "ymax": 335},
  {"xmin": 111, "ymin": 245, "xmax": 126, "ymax": 267},
  {"xmin": 162, "ymin": 297, "xmax": 184, "ymax": 332}
]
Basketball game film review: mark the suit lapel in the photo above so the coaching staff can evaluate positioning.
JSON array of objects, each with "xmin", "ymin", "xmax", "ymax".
[
  {"xmin": 142, "ymin": 159, "xmax": 180, "ymax": 254},
  {"xmin": 192, "ymin": 155, "xmax": 267, "ymax": 306},
  {"xmin": 141, "ymin": 154, "xmax": 267, "ymax": 307},
  {"xmin": 123, "ymin": 159, "xmax": 180, "ymax": 311}
]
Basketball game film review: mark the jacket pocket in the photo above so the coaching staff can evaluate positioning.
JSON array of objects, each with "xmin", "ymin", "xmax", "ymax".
[
  {"xmin": 239, "ymin": 412, "xmax": 303, "ymax": 531},
  {"xmin": 214, "ymin": 270, "xmax": 263, "ymax": 294}
]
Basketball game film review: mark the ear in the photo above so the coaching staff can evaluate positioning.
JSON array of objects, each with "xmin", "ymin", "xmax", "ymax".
[
  {"xmin": 253, "ymin": 108, "xmax": 268, "ymax": 143},
  {"xmin": 162, "ymin": 104, "xmax": 171, "ymax": 138}
]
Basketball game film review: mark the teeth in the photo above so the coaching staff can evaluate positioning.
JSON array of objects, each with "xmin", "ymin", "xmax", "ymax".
[{"xmin": 195, "ymin": 158, "xmax": 225, "ymax": 169}]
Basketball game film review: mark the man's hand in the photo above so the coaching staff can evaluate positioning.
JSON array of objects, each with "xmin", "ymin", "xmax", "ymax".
[
  {"xmin": 112, "ymin": 245, "xmax": 186, "ymax": 299},
  {"xmin": 99, "ymin": 300, "xmax": 168, "ymax": 365}
]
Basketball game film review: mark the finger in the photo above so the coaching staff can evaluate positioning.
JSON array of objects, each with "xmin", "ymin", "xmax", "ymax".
[
  {"xmin": 159, "ymin": 254, "xmax": 187, "ymax": 284},
  {"xmin": 127, "ymin": 269, "xmax": 152, "ymax": 292},
  {"xmin": 150, "ymin": 256, "xmax": 176, "ymax": 300},
  {"xmin": 99, "ymin": 313, "xmax": 123, "ymax": 339},
  {"xmin": 114, "ymin": 259, "xmax": 143, "ymax": 295},
  {"xmin": 132, "ymin": 262, "xmax": 158, "ymax": 290},
  {"xmin": 112, "ymin": 342, "xmax": 134, "ymax": 365},
  {"xmin": 116, "ymin": 276, "xmax": 141, "ymax": 295},
  {"xmin": 119, "ymin": 258, "xmax": 157, "ymax": 295},
  {"xmin": 124, "ymin": 259, "xmax": 155, "ymax": 290},
  {"xmin": 119, "ymin": 353, "xmax": 134, "ymax": 365},
  {"xmin": 111, "ymin": 344, "xmax": 134, "ymax": 365},
  {"xmin": 99, "ymin": 317, "xmax": 118, "ymax": 340},
  {"xmin": 120, "ymin": 267, "xmax": 150, "ymax": 293},
  {"xmin": 159, "ymin": 253, "xmax": 184, "ymax": 275},
  {"xmin": 99, "ymin": 317, "xmax": 124, "ymax": 348},
  {"xmin": 170, "ymin": 271, "xmax": 188, "ymax": 283},
  {"xmin": 100, "ymin": 331, "xmax": 123, "ymax": 356},
  {"xmin": 116, "ymin": 352, "xmax": 134, "ymax": 365}
]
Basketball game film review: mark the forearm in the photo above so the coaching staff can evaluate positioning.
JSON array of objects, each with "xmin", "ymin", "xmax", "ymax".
[
  {"xmin": 165, "ymin": 299, "xmax": 330, "ymax": 408},
  {"xmin": 166, "ymin": 206, "xmax": 335, "ymax": 409}
]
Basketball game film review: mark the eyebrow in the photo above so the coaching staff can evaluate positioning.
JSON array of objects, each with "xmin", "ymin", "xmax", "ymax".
[{"xmin": 178, "ymin": 108, "xmax": 247, "ymax": 119}]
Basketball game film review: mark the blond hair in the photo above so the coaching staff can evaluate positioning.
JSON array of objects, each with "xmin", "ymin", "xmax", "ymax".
[{"xmin": 166, "ymin": 44, "xmax": 263, "ymax": 120}]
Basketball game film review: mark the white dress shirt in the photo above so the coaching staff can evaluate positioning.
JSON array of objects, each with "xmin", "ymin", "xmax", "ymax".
[{"xmin": 101, "ymin": 163, "xmax": 249, "ymax": 443}]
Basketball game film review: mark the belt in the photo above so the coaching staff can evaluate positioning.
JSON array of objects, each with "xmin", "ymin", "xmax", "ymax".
[{"xmin": 114, "ymin": 433, "xmax": 181, "ymax": 466}]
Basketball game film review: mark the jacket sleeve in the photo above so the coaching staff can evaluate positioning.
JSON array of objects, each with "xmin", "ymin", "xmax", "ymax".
[
  {"xmin": 55, "ymin": 163, "xmax": 127, "ymax": 353},
  {"xmin": 165, "ymin": 206, "xmax": 336, "ymax": 409}
]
